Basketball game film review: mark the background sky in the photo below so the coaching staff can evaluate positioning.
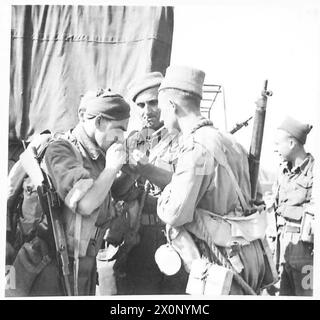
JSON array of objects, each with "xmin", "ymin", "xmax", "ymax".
[{"xmin": 171, "ymin": 1, "xmax": 320, "ymax": 177}]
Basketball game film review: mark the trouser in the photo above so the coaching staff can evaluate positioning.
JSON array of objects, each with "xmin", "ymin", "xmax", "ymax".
[
  {"xmin": 278, "ymin": 230, "xmax": 313, "ymax": 296},
  {"xmin": 116, "ymin": 224, "xmax": 188, "ymax": 295},
  {"xmin": 228, "ymin": 239, "xmax": 266, "ymax": 295}
]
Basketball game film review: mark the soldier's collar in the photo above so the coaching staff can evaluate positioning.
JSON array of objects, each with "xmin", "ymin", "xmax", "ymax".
[
  {"xmin": 72, "ymin": 124, "xmax": 102, "ymax": 160},
  {"xmin": 181, "ymin": 118, "xmax": 213, "ymax": 148},
  {"xmin": 189, "ymin": 117, "xmax": 213, "ymax": 135},
  {"xmin": 284, "ymin": 153, "xmax": 313, "ymax": 175}
]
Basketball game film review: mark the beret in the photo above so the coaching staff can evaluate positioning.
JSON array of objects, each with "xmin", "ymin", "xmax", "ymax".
[
  {"xmin": 127, "ymin": 72, "xmax": 163, "ymax": 102},
  {"xmin": 79, "ymin": 88, "xmax": 130, "ymax": 121},
  {"xmin": 159, "ymin": 65, "xmax": 205, "ymax": 98},
  {"xmin": 278, "ymin": 116, "xmax": 312, "ymax": 145}
]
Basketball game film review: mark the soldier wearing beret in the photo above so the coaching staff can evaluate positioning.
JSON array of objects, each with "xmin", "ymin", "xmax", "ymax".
[
  {"xmin": 156, "ymin": 65, "xmax": 269, "ymax": 295},
  {"xmin": 273, "ymin": 116, "xmax": 314, "ymax": 296},
  {"xmin": 111, "ymin": 72, "xmax": 188, "ymax": 295},
  {"xmin": 22, "ymin": 89, "xmax": 130, "ymax": 296}
]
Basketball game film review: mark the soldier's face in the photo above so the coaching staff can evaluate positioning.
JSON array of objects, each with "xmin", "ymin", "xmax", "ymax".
[
  {"xmin": 158, "ymin": 91, "xmax": 179, "ymax": 134},
  {"xmin": 135, "ymin": 87, "xmax": 162, "ymax": 130},
  {"xmin": 274, "ymin": 129, "xmax": 294, "ymax": 161},
  {"xmin": 95, "ymin": 117, "xmax": 129, "ymax": 152}
]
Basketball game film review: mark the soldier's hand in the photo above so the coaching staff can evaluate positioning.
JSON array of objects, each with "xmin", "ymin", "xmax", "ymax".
[
  {"xmin": 131, "ymin": 149, "xmax": 149, "ymax": 166},
  {"xmin": 105, "ymin": 143, "xmax": 126, "ymax": 172},
  {"xmin": 125, "ymin": 130, "xmax": 141, "ymax": 150},
  {"xmin": 27, "ymin": 133, "xmax": 51, "ymax": 153},
  {"xmin": 255, "ymin": 98, "xmax": 264, "ymax": 108},
  {"xmin": 263, "ymin": 191, "xmax": 275, "ymax": 210},
  {"xmin": 125, "ymin": 128, "xmax": 153, "ymax": 154}
]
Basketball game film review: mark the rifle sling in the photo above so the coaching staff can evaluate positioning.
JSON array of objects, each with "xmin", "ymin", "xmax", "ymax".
[
  {"xmin": 194, "ymin": 140, "xmax": 249, "ymax": 212},
  {"xmin": 74, "ymin": 213, "xmax": 82, "ymax": 296}
]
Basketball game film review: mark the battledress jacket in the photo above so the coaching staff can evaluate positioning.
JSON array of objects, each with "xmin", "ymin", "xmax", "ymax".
[{"xmin": 44, "ymin": 124, "xmax": 115, "ymax": 258}]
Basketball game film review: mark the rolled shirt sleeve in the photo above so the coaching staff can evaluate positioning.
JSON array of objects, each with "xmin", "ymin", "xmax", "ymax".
[
  {"xmin": 157, "ymin": 142, "xmax": 213, "ymax": 227},
  {"xmin": 44, "ymin": 140, "xmax": 94, "ymax": 213}
]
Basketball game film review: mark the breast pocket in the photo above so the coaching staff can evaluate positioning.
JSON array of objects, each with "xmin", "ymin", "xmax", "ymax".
[
  {"xmin": 287, "ymin": 178, "xmax": 312, "ymax": 206},
  {"xmin": 155, "ymin": 158, "xmax": 174, "ymax": 172}
]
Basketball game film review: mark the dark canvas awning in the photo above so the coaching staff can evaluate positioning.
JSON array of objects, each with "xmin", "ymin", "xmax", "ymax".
[{"xmin": 9, "ymin": 5, "xmax": 174, "ymax": 142}]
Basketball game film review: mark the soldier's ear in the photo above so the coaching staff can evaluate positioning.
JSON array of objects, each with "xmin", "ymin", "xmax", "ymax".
[
  {"xmin": 94, "ymin": 115, "xmax": 102, "ymax": 129},
  {"xmin": 78, "ymin": 110, "xmax": 86, "ymax": 122},
  {"xmin": 289, "ymin": 137, "xmax": 296, "ymax": 149},
  {"xmin": 169, "ymin": 100, "xmax": 177, "ymax": 112}
]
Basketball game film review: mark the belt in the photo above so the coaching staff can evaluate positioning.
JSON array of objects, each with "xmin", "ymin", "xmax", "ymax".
[
  {"xmin": 284, "ymin": 225, "xmax": 300, "ymax": 234},
  {"xmin": 140, "ymin": 213, "xmax": 163, "ymax": 226},
  {"xmin": 283, "ymin": 221, "xmax": 301, "ymax": 234}
]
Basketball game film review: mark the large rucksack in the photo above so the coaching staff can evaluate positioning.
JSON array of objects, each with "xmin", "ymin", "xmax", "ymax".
[
  {"xmin": 7, "ymin": 131, "xmax": 54, "ymax": 254},
  {"xmin": 6, "ymin": 131, "xmax": 61, "ymax": 296}
]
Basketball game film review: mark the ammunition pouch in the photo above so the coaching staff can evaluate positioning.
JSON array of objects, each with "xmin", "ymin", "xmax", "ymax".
[
  {"xmin": 300, "ymin": 211, "xmax": 314, "ymax": 243},
  {"xmin": 284, "ymin": 222, "xmax": 301, "ymax": 234},
  {"xmin": 279, "ymin": 211, "xmax": 314, "ymax": 244}
]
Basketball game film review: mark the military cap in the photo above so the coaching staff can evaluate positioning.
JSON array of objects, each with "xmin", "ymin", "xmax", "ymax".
[
  {"xmin": 278, "ymin": 116, "xmax": 313, "ymax": 145},
  {"xmin": 159, "ymin": 65, "xmax": 205, "ymax": 99},
  {"xmin": 128, "ymin": 72, "xmax": 163, "ymax": 102},
  {"xmin": 79, "ymin": 88, "xmax": 130, "ymax": 121}
]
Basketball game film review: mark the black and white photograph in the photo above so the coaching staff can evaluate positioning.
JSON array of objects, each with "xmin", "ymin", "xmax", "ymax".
[{"xmin": 1, "ymin": 0, "xmax": 319, "ymax": 300}]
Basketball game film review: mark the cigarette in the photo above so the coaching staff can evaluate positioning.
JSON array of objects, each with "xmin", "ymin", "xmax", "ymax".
[
  {"xmin": 22, "ymin": 140, "xmax": 27, "ymax": 150},
  {"xmin": 151, "ymin": 126, "xmax": 165, "ymax": 137}
]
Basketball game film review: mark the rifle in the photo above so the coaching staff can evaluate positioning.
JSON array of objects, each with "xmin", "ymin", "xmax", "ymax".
[
  {"xmin": 248, "ymin": 80, "xmax": 273, "ymax": 201},
  {"xmin": 19, "ymin": 147, "xmax": 72, "ymax": 296},
  {"xmin": 229, "ymin": 116, "xmax": 253, "ymax": 134}
]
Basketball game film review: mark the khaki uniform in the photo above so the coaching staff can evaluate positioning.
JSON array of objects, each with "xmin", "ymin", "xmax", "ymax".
[
  {"xmin": 158, "ymin": 118, "xmax": 267, "ymax": 294},
  {"xmin": 31, "ymin": 124, "xmax": 114, "ymax": 296},
  {"xmin": 274, "ymin": 154, "xmax": 314, "ymax": 296},
  {"xmin": 116, "ymin": 129, "xmax": 188, "ymax": 295}
]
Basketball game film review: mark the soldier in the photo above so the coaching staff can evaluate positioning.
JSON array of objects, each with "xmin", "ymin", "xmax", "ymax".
[
  {"xmin": 156, "ymin": 65, "xmax": 269, "ymax": 295},
  {"xmin": 273, "ymin": 116, "xmax": 314, "ymax": 296},
  {"xmin": 8, "ymin": 89, "xmax": 130, "ymax": 296},
  {"xmin": 111, "ymin": 72, "xmax": 188, "ymax": 295}
]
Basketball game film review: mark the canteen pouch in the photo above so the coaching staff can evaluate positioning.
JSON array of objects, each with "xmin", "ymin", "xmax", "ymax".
[
  {"xmin": 204, "ymin": 263, "xmax": 233, "ymax": 295},
  {"xmin": 185, "ymin": 258, "xmax": 207, "ymax": 295},
  {"xmin": 186, "ymin": 258, "xmax": 233, "ymax": 295}
]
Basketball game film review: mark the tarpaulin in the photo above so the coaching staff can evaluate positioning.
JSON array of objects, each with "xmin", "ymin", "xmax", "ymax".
[{"xmin": 9, "ymin": 5, "xmax": 174, "ymax": 143}]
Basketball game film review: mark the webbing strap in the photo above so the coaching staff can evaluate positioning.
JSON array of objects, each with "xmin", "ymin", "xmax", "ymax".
[
  {"xmin": 66, "ymin": 140, "xmax": 84, "ymax": 296},
  {"xmin": 73, "ymin": 213, "xmax": 82, "ymax": 296},
  {"xmin": 221, "ymin": 159, "xmax": 249, "ymax": 212}
]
